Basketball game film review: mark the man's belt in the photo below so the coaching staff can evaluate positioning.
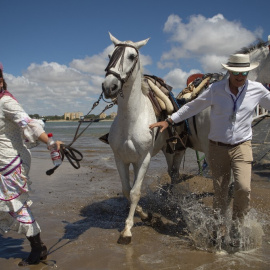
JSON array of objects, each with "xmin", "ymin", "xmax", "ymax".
[{"xmin": 209, "ymin": 139, "xmax": 245, "ymax": 147}]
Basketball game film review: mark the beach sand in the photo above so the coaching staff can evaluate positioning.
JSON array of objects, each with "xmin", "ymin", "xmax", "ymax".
[{"xmin": 1, "ymin": 145, "xmax": 270, "ymax": 270}]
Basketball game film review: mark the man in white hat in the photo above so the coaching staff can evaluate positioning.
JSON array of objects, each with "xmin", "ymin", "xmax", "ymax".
[{"xmin": 149, "ymin": 53, "xmax": 270, "ymax": 247}]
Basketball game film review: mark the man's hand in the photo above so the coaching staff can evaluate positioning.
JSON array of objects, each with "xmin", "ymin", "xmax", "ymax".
[{"xmin": 149, "ymin": 121, "xmax": 169, "ymax": 132}]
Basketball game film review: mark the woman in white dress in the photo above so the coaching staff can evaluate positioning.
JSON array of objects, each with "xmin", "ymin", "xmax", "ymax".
[{"xmin": 0, "ymin": 63, "xmax": 62, "ymax": 266}]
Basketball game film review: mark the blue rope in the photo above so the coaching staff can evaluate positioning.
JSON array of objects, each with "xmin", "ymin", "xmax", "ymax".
[{"xmin": 169, "ymin": 92, "xmax": 191, "ymax": 135}]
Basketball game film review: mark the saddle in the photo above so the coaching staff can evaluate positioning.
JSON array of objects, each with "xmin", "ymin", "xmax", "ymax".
[
  {"xmin": 143, "ymin": 74, "xmax": 189, "ymax": 152},
  {"xmin": 177, "ymin": 73, "xmax": 224, "ymax": 103},
  {"xmin": 144, "ymin": 74, "xmax": 175, "ymax": 116},
  {"xmin": 166, "ymin": 72, "xmax": 224, "ymax": 153}
]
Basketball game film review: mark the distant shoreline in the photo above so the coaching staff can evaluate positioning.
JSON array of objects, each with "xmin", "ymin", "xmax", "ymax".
[{"xmin": 46, "ymin": 119, "xmax": 113, "ymax": 122}]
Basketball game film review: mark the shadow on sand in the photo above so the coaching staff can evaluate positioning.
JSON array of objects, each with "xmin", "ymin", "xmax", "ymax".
[
  {"xmin": 58, "ymin": 174, "xmax": 214, "ymax": 245},
  {"xmin": 0, "ymin": 235, "xmax": 26, "ymax": 260}
]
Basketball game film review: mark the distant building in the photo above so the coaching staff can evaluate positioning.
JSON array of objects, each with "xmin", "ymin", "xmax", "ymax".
[
  {"xmin": 64, "ymin": 112, "xmax": 84, "ymax": 120},
  {"xmin": 99, "ymin": 113, "xmax": 106, "ymax": 119},
  {"xmin": 110, "ymin": 112, "xmax": 117, "ymax": 119}
]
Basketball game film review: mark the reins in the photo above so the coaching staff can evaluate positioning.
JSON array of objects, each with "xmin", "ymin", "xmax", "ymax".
[
  {"xmin": 46, "ymin": 91, "xmax": 116, "ymax": 175},
  {"xmin": 48, "ymin": 44, "xmax": 139, "ymax": 175}
]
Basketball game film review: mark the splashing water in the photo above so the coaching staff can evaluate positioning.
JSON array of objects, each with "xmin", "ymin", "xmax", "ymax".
[
  {"xmin": 180, "ymin": 196, "xmax": 264, "ymax": 252},
  {"xmin": 145, "ymin": 177, "xmax": 264, "ymax": 253}
]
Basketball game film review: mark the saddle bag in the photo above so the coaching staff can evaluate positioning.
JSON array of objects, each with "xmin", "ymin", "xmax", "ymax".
[{"xmin": 166, "ymin": 127, "xmax": 189, "ymax": 154}]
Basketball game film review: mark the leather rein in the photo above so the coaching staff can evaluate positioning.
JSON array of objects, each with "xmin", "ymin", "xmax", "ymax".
[{"xmin": 46, "ymin": 91, "xmax": 115, "ymax": 175}]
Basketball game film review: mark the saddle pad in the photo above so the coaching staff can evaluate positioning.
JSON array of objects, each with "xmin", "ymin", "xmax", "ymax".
[
  {"xmin": 177, "ymin": 76, "xmax": 210, "ymax": 102},
  {"xmin": 147, "ymin": 79, "xmax": 174, "ymax": 114},
  {"xmin": 144, "ymin": 75, "xmax": 172, "ymax": 95}
]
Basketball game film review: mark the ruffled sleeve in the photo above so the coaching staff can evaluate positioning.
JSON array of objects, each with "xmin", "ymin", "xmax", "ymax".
[{"xmin": 2, "ymin": 96, "xmax": 45, "ymax": 148}]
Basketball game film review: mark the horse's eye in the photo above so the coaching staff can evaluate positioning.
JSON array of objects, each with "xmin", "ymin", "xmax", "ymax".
[
  {"xmin": 129, "ymin": 54, "xmax": 136, "ymax": 61},
  {"xmin": 108, "ymin": 54, "xmax": 111, "ymax": 60}
]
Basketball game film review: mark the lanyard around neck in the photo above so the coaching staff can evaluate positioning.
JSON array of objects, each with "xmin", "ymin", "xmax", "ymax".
[{"xmin": 230, "ymin": 83, "xmax": 246, "ymax": 114}]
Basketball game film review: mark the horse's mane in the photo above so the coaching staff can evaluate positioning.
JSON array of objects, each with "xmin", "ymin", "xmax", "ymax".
[{"xmin": 236, "ymin": 39, "xmax": 268, "ymax": 54}]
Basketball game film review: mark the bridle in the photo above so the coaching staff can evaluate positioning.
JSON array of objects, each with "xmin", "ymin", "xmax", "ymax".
[{"xmin": 104, "ymin": 43, "xmax": 139, "ymax": 96}]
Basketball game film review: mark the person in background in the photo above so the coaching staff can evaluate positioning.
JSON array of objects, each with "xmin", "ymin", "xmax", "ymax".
[
  {"xmin": 149, "ymin": 54, "xmax": 270, "ymax": 247},
  {"xmin": 0, "ymin": 63, "xmax": 62, "ymax": 266}
]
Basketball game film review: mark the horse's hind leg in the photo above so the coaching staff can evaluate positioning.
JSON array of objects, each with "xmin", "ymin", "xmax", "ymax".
[
  {"xmin": 135, "ymin": 204, "xmax": 151, "ymax": 221},
  {"xmin": 163, "ymin": 147, "xmax": 185, "ymax": 185}
]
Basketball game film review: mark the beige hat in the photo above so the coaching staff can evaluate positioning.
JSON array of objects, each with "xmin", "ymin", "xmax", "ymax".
[{"xmin": 221, "ymin": 53, "xmax": 259, "ymax": 72}]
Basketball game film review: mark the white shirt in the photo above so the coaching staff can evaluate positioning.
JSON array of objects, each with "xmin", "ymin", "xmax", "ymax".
[{"xmin": 171, "ymin": 78, "xmax": 270, "ymax": 145}]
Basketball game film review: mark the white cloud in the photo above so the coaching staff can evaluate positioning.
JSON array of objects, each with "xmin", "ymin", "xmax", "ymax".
[
  {"xmin": 4, "ymin": 45, "xmax": 153, "ymax": 116},
  {"xmin": 200, "ymin": 54, "xmax": 228, "ymax": 73},
  {"xmin": 164, "ymin": 68, "xmax": 201, "ymax": 92},
  {"xmin": 70, "ymin": 45, "xmax": 114, "ymax": 75},
  {"xmin": 140, "ymin": 54, "xmax": 152, "ymax": 66},
  {"xmin": 161, "ymin": 14, "xmax": 262, "ymax": 73},
  {"xmin": 157, "ymin": 61, "xmax": 174, "ymax": 69},
  {"xmin": 5, "ymin": 61, "xmax": 103, "ymax": 115}
]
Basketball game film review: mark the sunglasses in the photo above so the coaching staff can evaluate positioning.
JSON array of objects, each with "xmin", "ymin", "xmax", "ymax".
[{"xmin": 231, "ymin": 71, "xmax": 249, "ymax": 76}]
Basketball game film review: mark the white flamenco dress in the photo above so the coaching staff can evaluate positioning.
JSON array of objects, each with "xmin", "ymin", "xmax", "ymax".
[{"xmin": 0, "ymin": 94, "xmax": 45, "ymax": 237}]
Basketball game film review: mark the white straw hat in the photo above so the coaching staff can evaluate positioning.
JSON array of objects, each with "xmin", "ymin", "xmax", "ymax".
[{"xmin": 221, "ymin": 54, "xmax": 259, "ymax": 72}]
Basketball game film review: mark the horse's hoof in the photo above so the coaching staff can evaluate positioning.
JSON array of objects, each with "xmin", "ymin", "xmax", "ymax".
[
  {"xmin": 117, "ymin": 235, "xmax": 131, "ymax": 245},
  {"xmin": 141, "ymin": 212, "xmax": 153, "ymax": 223}
]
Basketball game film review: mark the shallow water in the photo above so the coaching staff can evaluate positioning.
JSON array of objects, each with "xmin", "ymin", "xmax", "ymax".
[{"xmin": 1, "ymin": 121, "xmax": 270, "ymax": 269}]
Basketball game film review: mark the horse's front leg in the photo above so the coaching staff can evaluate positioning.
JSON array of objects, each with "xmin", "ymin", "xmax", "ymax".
[
  {"xmin": 118, "ymin": 154, "xmax": 151, "ymax": 245},
  {"xmin": 115, "ymin": 158, "xmax": 131, "ymax": 200}
]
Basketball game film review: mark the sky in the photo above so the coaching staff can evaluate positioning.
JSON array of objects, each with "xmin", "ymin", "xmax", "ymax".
[{"xmin": 1, "ymin": 0, "xmax": 270, "ymax": 116}]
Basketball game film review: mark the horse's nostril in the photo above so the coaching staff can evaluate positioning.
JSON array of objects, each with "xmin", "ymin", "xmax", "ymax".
[{"xmin": 112, "ymin": 84, "xmax": 118, "ymax": 91}]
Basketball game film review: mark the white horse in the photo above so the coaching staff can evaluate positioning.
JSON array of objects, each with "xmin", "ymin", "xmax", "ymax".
[{"xmin": 102, "ymin": 33, "xmax": 178, "ymax": 244}]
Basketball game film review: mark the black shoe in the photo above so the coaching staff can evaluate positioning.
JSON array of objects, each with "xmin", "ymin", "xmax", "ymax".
[
  {"xmin": 210, "ymin": 225, "xmax": 226, "ymax": 247},
  {"xmin": 18, "ymin": 233, "xmax": 48, "ymax": 266},
  {"xmin": 229, "ymin": 238, "xmax": 240, "ymax": 248},
  {"xmin": 229, "ymin": 223, "xmax": 241, "ymax": 248}
]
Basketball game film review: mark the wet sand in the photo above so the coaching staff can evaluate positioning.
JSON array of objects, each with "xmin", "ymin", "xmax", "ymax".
[{"xmin": 1, "ymin": 145, "xmax": 270, "ymax": 270}]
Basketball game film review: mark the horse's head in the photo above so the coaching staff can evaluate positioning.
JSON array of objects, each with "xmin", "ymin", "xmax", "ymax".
[
  {"xmin": 102, "ymin": 33, "xmax": 149, "ymax": 99},
  {"xmin": 253, "ymin": 36, "xmax": 270, "ymax": 85},
  {"xmin": 244, "ymin": 36, "xmax": 270, "ymax": 85}
]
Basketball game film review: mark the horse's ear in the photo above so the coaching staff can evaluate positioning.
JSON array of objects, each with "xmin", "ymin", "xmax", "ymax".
[
  {"xmin": 109, "ymin": 32, "xmax": 122, "ymax": 46},
  {"xmin": 134, "ymin": 38, "xmax": 150, "ymax": 50}
]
